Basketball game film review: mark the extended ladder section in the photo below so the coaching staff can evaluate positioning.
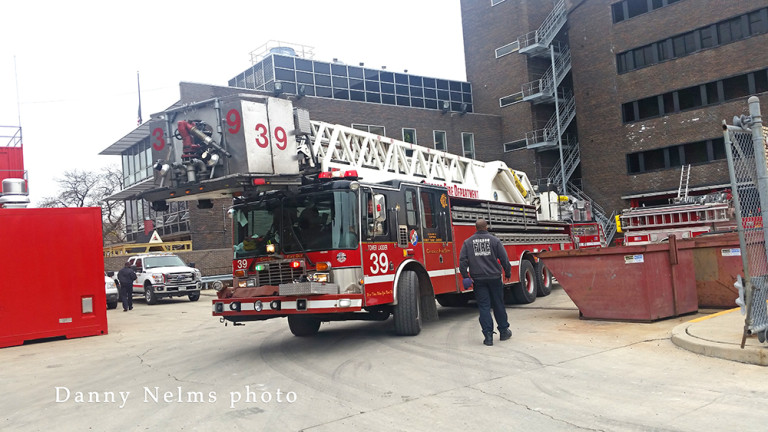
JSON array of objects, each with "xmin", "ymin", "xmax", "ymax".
[
  {"xmin": 620, "ymin": 202, "xmax": 730, "ymax": 231},
  {"xmin": 450, "ymin": 201, "xmax": 572, "ymax": 245},
  {"xmin": 309, "ymin": 121, "xmax": 537, "ymax": 207}
]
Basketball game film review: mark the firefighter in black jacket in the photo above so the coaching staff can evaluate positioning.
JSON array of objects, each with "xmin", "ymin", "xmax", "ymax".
[
  {"xmin": 117, "ymin": 262, "xmax": 137, "ymax": 312},
  {"xmin": 459, "ymin": 219, "xmax": 513, "ymax": 346}
]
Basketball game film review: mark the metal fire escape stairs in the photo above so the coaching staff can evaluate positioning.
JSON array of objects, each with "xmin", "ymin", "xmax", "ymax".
[{"xmin": 516, "ymin": 0, "xmax": 616, "ymax": 244}]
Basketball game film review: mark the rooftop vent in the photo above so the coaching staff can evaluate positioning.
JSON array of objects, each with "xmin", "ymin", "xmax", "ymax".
[{"xmin": 0, "ymin": 178, "xmax": 30, "ymax": 209}]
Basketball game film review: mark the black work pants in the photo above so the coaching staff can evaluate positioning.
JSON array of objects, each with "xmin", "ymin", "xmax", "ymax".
[
  {"xmin": 119, "ymin": 282, "xmax": 133, "ymax": 310},
  {"xmin": 473, "ymin": 277, "xmax": 509, "ymax": 334}
]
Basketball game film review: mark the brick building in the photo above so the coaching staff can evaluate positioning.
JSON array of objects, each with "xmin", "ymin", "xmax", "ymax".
[{"xmin": 103, "ymin": 0, "xmax": 768, "ymax": 260}]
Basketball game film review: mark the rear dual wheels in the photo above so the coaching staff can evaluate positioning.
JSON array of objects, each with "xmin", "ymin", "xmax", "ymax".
[
  {"xmin": 535, "ymin": 261, "xmax": 553, "ymax": 297},
  {"xmin": 507, "ymin": 260, "xmax": 537, "ymax": 304}
]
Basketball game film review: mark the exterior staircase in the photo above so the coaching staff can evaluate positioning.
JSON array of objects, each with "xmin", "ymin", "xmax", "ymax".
[{"xmin": 518, "ymin": 0, "xmax": 568, "ymax": 57}]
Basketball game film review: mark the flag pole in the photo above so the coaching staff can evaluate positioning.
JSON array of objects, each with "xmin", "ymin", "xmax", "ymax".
[{"xmin": 137, "ymin": 71, "xmax": 143, "ymax": 126}]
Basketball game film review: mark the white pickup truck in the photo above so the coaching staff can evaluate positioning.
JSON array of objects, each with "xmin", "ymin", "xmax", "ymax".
[{"xmin": 125, "ymin": 253, "xmax": 202, "ymax": 305}]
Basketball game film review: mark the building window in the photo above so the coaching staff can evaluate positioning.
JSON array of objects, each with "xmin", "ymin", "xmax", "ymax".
[
  {"xmin": 402, "ymin": 128, "xmax": 417, "ymax": 144},
  {"xmin": 622, "ymin": 67, "xmax": 767, "ymax": 123},
  {"xmin": 462, "ymin": 133, "xmax": 475, "ymax": 159},
  {"xmin": 613, "ymin": 0, "xmax": 683, "ymax": 23},
  {"xmin": 433, "ymin": 130, "xmax": 447, "ymax": 151},
  {"xmin": 352, "ymin": 124, "xmax": 386, "ymax": 137},
  {"xmin": 617, "ymin": 6, "xmax": 768, "ymax": 73},
  {"xmin": 503, "ymin": 139, "xmax": 526, "ymax": 153},
  {"xmin": 495, "ymin": 41, "xmax": 519, "ymax": 58},
  {"xmin": 122, "ymin": 137, "xmax": 152, "ymax": 188},
  {"xmin": 499, "ymin": 92, "xmax": 524, "ymax": 107},
  {"xmin": 626, "ymin": 138, "xmax": 726, "ymax": 174}
]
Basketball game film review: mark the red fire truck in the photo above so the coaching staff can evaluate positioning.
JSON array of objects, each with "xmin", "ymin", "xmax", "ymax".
[{"xmin": 142, "ymin": 95, "xmax": 581, "ymax": 336}]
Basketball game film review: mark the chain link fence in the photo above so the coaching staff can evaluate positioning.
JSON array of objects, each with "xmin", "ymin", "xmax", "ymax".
[{"xmin": 723, "ymin": 96, "xmax": 768, "ymax": 346}]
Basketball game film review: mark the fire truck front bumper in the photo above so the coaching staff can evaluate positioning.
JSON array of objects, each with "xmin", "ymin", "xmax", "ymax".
[{"xmin": 212, "ymin": 294, "xmax": 364, "ymax": 321}]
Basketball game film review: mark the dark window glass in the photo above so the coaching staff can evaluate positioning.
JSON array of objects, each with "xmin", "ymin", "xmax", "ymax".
[
  {"xmin": 382, "ymin": 93, "xmax": 396, "ymax": 105},
  {"xmin": 684, "ymin": 141, "xmax": 709, "ymax": 164},
  {"xmin": 651, "ymin": 0, "xmax": 663, "ymax": 9},
  {"xmin": 449, "ymin": 81, "xmax": 462, "ymax": 91},
  {"xmin": 365, "ymin": 80, "xmax": 380, "ymax": 92},
  {"xmin": 712, "ymin": 137, "xmax": 726, "ymax": 160},
  {"xmin": 662, "ymin": 92, "xmax": 675, "ymax": 114},
  {"xmin": 424, "ymin": 78, "xmax": 436, "ymax": 88},
  {"xmin": 723, "ymin": 75, "xmax": 750, "ymax": 100},
  {"xmin": 623, "ymin": 102, "xmax": 636, "ymax": 122},
  {"xmin": 298, "ymin": 85, "xmax": 315, "ymax": 96},
  {"xmin": 437, "ymin": 79, "xmax": 449, "ymax": 90},
  {"xmin": 314, "ymin": 62, "xmax": 330, "ymax": 74},
  {"xmin": 280, "ymin": 82, "xmax": 296, "ymax": 94},
  {"xmin": 275, "ymin": 68, "xmax": 295, "ymax": 81},
  {"xmin": 450, "ymin": 91, "xmax": 462, "ymax": 101},
  {"xmin": 638, "ymin": 96, "xmax": 660, "ymax": 119},
  {"xmin": 396, "ymin": 85, "xmax": 409, "ymax": 96},
  {"xmin": 295, "ymin": 58, "xmax": 313, "ymax": 72},
  {"xmin": 411, "ymin": 86, "xmax": 423, "ymax": 97},
  {"xmin": 297, "ymin": 71, "xmax": 314, "ymax": 84},
  {"xmin": 409, "ymin": 75, "xmax": 422, "ymax": 86},
  {"xmin": 755, "ymin": 70, "xmax": 768, "ymax": 94},
  {"xmin": 396, "ymin": 96, "xmax": 410, "ymax": 106},
  {"xmin": 464, "ymin": 93, "xmax": 473, "ymax": 103},
  {"xmin": 425, "ymin": 99, "xmax": 438, "ymax": 109},
  {"xmin": 699, "ymin": 26, "xmax": 714, "ymax": 48},
  {"xmin": 705, "ymin": 82, "xmax": 720, "ymax": 104},
  {"xmin": 316, "ymin": 86, "xmax": 332, "ymax": 98},
  {"xmin": 395, "ymin": 73, "xmax": 409, "ymax": 85},
  {"xmin": 333, "ymin": 89, "xmax": 349, "ymax": 100},
  {"xmin": 618, "ymin": 52, "xmax": 631, "ymax": 73},
  {"xmin": 657, "ymin": 40, "xmax": 672, "ymax": 61},
  {"xmin": 668, "ymin": 146, "xmax": 682, "ymax": 167},
  {"xmin": 350, "ymin": 90, "xmax": 365, "ymax": 101},
  {"xmin": 644, "ymin": 148, "xmax": 665, "ymax": 171},
  {"xmin": 366, "ymin": 92, "xmax": 381, "ymax": 103},
  {"xmin": 332, "ymin": 76, "xmax": 348, "ymax": 88},
  {"xmin": 627, "ymin": 153, "xmax": 641, "ymax": 174},
  {"xmin": 719, "ymin": 17, "xmax": 744, "ymax": 44},
  {"xmin": 380, "ymin": 71, "xmax": 394, "ymax": 83},
  {"xmin": 349, "ymin": 78, "xmax": 364, "ymax": 90},
  {"xmin": 612, "ymin": 2, "xmax": 625, "ymax": 23},
  {"xmin": 437, "ymin": 89, "xmax": 450, "ymax": 101},
  {"xmin": 678, "ymin": 85, "xmax": 702, "ymax": 110},
  {"xmin": 626, "ymin": 0, "xmax": 648, "ymax": 19},
  {"xmin": 462, "ymin": 82, "xmax": 471, "ymax": 92},
  {"xmin": 274, "ymin": 55, "xmax": 294, "ymax": 69},
  {"xmin": 381, "ymin": 82, "xmax": 395, "ymax": 94},
  {"xmin": 749, "ymin": 10, "xmax": 767, "ymax": 35},
  {"xmin": 451, "ymin": 101, "xmax": 463, "ymax": 112},
  {"xmin": 315, "ymin": 74, "xmax": 331, "ymax": 86},
  {"xmin": 424, "ymin": 88, "xmax": 437, "ymax": 99},
  {"xmin": 411, "ymin": 98, "xmax": 424, "ymax": 108},
  {"xmin": 672, "ymin": 32, "xmax": 696, "ymax": 56},
  {"xmin": 348, "ymin": 67, "xmax": 363, "ymax": 79},
  {"xmin": 364, "ymin": 69, "xmax": 379, "ymax": 80},
  {"xmin": 331, "ymin": 64, "xmax": 347, "ymax": 76}
]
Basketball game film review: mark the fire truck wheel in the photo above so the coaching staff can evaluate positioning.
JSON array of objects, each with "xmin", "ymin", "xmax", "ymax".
[
  {"xmin": 288, "ymin": 316, "xmax": 321, "ymax": 337},
  {"xmin": 535, "ymin": 261, "xmax": 553, "ymax": 297},
  {"xmin": 511, "ymin": 260, "xmax": 537, "ymax": 304},
  {"xmin": 188, "ymin": 293, "xmax": 200, "ymax": 302},
  {"xmin": 394, "ymin": 270, "xmax": 422, "ymax": 336},
  {"xmin": 144, "ymin": 286, "xmax": 158, "ymax": 305}
]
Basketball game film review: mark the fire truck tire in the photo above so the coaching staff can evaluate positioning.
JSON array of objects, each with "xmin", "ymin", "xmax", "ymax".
[
  {"xmin": 511, "ymin": 260, "xmax": 537, "ymax": 304},
  {"xmin": 144, "ymin": 286, "xmax": 158, "ymax": 305},
  {"xmin": 188, "ymin": 293, "xmax": 200, "ymax": 302},
  {"xmin": 288, "ymin": 316, "xmax": 321, "ymax": 337},
  {"xmin": 394, "ymin": 270, "xmax": 422, "ymax": 336},
  {"xmin": 535, "ymin": 261, "xmax": 553, "ymax": 297}
]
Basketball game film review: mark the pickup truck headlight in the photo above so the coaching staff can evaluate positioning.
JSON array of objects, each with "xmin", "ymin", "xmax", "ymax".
[
  {"xmin": 151, "ymin": 274, "xmax": 164, "ymax": 284},
  {"xmin": 194, "ymin": 269, "xmax": 202, "ymax": 280}
]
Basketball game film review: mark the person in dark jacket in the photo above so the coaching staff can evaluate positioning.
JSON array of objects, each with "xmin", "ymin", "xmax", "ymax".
[
  {"xmin": 459, "ymin": 219, "xmax": 513, "ymax": 346},
  {"xmin": 117, "ymin": 262, "xmax": 137, "ymax": 312}
]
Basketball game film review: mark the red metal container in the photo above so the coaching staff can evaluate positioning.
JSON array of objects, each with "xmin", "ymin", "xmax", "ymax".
[
  {"xmin": 0, "ymin": 207, "xmax": 108, "ymax": 348},
  {"xmin": 691, "ymin": 232, "xmax": 742, "ymax": 308},
  {"xmin": 0, "ymin": 146, "xmax": 25, "ymax": 183},
  {"xmin": 538, "ymin": 237, "xmax": 699, "ymax": 321}
]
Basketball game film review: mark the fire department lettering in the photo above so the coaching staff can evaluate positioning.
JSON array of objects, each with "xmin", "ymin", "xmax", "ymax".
[{"xmin": 472, "ymin": 238, "xmax": 491, "ymax": 256}]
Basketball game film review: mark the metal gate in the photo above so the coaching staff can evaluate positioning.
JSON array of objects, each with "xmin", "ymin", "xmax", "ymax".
[{"xmin": 723, "ymin": 96, "xmax": 768, "ymax": 346}]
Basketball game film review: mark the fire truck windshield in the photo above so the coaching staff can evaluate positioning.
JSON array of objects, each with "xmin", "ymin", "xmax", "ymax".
[{"xmin": 233, "ymin": 191, "xmax": 359, "ymax": 258}]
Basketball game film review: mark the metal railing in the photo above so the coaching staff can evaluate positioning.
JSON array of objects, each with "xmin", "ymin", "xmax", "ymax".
[
  {"xmin": 103, "ymin": 240, "xmax": 193, "ymax": 257},
  {"xmin": 521, "ymin": 44, "xmax": 571, "ymax": 102},
  {"xmin": 565, "ymin": 182, "xmax": 617, "ymax": 245},
  {"xmin": 547, "ymin": 137, "xmax": 579, "ymax": 184},
  {"xmin": 518, "ymin": 0, "xmax": 567, "ymax": 54},
  {"xmin": 525, "ymin": 90, "xmax": 576, "ymax": 147}
]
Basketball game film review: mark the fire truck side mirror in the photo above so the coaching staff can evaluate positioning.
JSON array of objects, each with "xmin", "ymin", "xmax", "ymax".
[{"xmin": 373, "ymin": 194, "xmax": 387, "ymax": 222}]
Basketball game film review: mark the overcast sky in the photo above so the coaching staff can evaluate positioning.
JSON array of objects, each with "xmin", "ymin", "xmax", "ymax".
[{"xmin": 0, "ymin": 0, "xmax": 466, "ymax": 206}]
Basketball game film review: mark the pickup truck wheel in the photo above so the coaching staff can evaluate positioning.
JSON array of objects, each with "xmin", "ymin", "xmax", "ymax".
[
  {"xmin": 287, "ymin": 316, "xmax": 321, "ymax": 337},
  {"xmin": 188, "ymin": 293, "xmax": 200, "ymax": 302},
  {"xmin": 144, "ymin": 286, "xmax": 158, "ymax": 305},
  {"xmin": 393, "ymin": 270, "xmax": 422, "ymax": 336}
]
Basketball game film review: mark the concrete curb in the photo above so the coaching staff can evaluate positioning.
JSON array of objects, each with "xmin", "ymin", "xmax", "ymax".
[{"xmin": 671, "ymin": 310, "xmax": 768, "ymax": 366}]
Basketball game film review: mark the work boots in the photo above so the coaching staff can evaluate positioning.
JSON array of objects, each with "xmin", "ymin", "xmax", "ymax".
[
  {"xmin": 483, "ymin": 332, "xmax": 494, "ymax": 346},
  {"xmin": 500, "ymin": 328, "xmax": 512, "ymax": 341}
]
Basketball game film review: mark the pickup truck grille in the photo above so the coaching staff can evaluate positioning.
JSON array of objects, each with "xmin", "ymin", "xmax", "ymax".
[
  {"xmin": 254, "ymin": 262, "xmax": 303, "ymax": 286},
  {"xmin": 166, "ymin": 272, "xmax": 195, "ymax": 284}
]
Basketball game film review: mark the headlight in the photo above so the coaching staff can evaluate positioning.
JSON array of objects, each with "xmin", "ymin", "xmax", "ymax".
[
  {"xmin": 106, "ymin": 280, "xmax": 116, "ymax": 289},
  {"xmin": 246, "ymin": 279, "xmax": 256, "ymax": 287},
  {"xmin": 152, "ymin": 274, "xmax": 164, "ymax": 284},
  {"xmin": 194, "ymin": 269, "xmax": 202, "ymax": 279},
  {"xmin": 309, "ymin": 273, "xmax": 329, "ymax": 283}
]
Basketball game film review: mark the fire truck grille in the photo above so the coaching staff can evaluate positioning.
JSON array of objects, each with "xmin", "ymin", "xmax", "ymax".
[{"xmin": 256, "ymin": 262, "xmax": 304, "ymax": 286}]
